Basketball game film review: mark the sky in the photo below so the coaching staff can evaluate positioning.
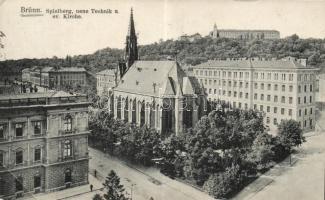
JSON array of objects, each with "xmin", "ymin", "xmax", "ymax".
[{"xmin": 0, "ymin": 0, "xmax": 325, "ymax": 60}]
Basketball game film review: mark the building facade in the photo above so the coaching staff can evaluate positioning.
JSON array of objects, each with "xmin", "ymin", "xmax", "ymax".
[
  {"xmin": 21, "ymin": 67, "xmax": 87, "ymax": 90},
  {"xmin": 210, "ymin": 24, "xmax": 280, "ymax": 40},
  {"xmin": 96, "ymin": 69, "xmax": 117, "ymax": 96},
  {"xmin": 0, "ymin": 91, "xmax": 90, "ymax": 199},
  {"xmin": 193, "ymin": 57, "xmax": 318, "ymax": 132}
]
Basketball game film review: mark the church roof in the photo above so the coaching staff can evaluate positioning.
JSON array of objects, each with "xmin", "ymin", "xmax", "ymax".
[{"xmin": 114, "ymin": 60, "xmax": 198, "ymax": 97}]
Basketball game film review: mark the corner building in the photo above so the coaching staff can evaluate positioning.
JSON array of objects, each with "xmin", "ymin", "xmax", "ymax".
[
  {"xmin": 0, "ymin": 91, "xmax": 90, "ymax": 199},
  {"xmin": 193, "ymin": 58, "xmax": 318, "ymax": 132}
]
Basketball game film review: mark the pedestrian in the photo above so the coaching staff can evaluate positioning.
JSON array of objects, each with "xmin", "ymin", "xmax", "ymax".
[
  {"xmin": 90, "ymin": 184, "xmax": 93, "ymax": 192},
  {"xmin": 94, "ymin": 169, "xmax": 97, "ymax": 178}
]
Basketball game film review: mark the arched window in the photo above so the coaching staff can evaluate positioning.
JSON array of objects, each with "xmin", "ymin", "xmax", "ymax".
[
  {"xmin": 64, "ymin": 115, "xmax": 72, "ymax": 132},
  {"xmin": 65, "ymin": 169, "xmax": 72, "ymax": 183},
  {"xmin": 64, "ymin": 140, "xmax": 72, "ymax": 158}
]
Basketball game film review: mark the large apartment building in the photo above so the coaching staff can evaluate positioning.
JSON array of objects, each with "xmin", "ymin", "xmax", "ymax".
[
  {"xmin": 193, "ymin": 57, "xmax": 318, "ymax": 132},
  {"xmin": 0, "ymin": 91, "xmax": 90, "ymax": 199},
  {"xmin": 96, "ymin": 69, "xmax": 117, "ymax": 96}
]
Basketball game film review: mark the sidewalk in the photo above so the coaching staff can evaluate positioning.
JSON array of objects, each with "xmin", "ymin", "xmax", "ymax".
[{"xmin": 23, "ymin": 174, "xmax": 103, "ymax": 200}]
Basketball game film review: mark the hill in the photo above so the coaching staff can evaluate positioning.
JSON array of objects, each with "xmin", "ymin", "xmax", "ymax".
[{"xmin": 1, "ymin": 34, "xmax": 325, "ymax": 75}]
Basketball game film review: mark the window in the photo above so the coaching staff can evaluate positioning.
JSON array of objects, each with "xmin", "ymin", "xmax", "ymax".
[
  {"xmin": 33, "ymin": 121, "xmax": 41, "ymax": 135},
  {"xmin": 64, "ymin": 116, "xmax": 72, "ymax": 132},
  {"xmin": 273, "ymin": 118, "xmax": 278, "ymax": 125},
  {"xmin": 34, "ymin": 148, "xmax": 41, "ymax": 162},
  {"xmin": 254, "ymin": 93, "xmax": 257, "ymax": 100},
  {"xmin": 245, "ymin": 93, "xmax": 248, "ymax": 99},
  {"xmin": 266, "ymin": 117, "xmax": 270, "ymax": 124},
  {"xmin": 274, "ymin": 95, "xmax": 278, "ymax": 102},
  {"xmin": 15, "ymin": 123, "xmax": 23, "ymax": 137},
  {"xmin": 299, "ymin": 109, "xmax": 302, "ymax": 117},
  {"xmin": 239, "ymin": 92, "xmax": 243, "ymax": 98},
  {"xmin": 260, "ymin": 105, "xmax": 263, "ymax": 111},
  {"xmin": 298, "ymin": 97, "xmax": 301, "ymax": 104},
  {"xmin": 281, "ymin": 108, "xmax": 285, "ymax": 115},
  {"xmin": 245, "ymin": 82, "xmax": 249, "ymax": 88},
  {"xmin": 281, "ymin": 96, "xmax": 285, "ymax": 103},
  {"xmin": 267, "ymin": 84, "xmax": 271, "ymax": 90},
  {"xmin": 267, "ymin": 95, "xmax": 271, "ymax": 101},
  {"xmin": 289, "ymin": 97, "xmax": 293, "ymax": 104},
  {"xmin": 65, "ymin": 169, "xmax": 72, "ymax": 183},
  {"xmin": 304, "ymin": 96, "xmax": 307, "ymax": 104},
  {"xmin": 0, "ymin": 124, "xmax": 4, "ymax": 139},
  {"xmin": 234, "ymin": 91, "xmax": 237, "ymax": 97},
  {"xmin": 254, "ymin": 104, "xmax": 257, "ymax": 110},
  {"xmin": 0, "ymin": 151, "xmax": 3, "ymax": 167},
  {"xmin": 298, "ymin": 85, "xmax": 301, "ymax": 93},
  {"xmin": 254, "ymin": 83, "xmax": 258, "ymax": 89},
  {"xmin": 228, "ymin": 81, "xmax": 231, "ymax": 87},
  {"xmin": 304, "ymin": 85, "xmax": 307, "ymax": 92},
  {"xmin": 64, "ymin": 140, "xmax": 72, "ymax": 158},
  {"xmin": 310, "ymin": 96, "xmax": 313, "ymax": 103},
  {"xmin": 310, "ymin": 108, "xmax": 313, "ymax": 115},
  {"xmin": 214, "ymin": 89, "xmax": 216, "ymax": 94},
  {"xmin": 310, "ymin": 84, "xmax": 313, "ymax": 92},
  {"xmin": 274, "ymin": 84, "xmax": 278, "ymax": 91},
  {"xmin": 239, "ymin": 82, "xmax": 243, "ymax": 88},
  {"xmin": 289, "ymin": 109, "xmax": 292, "ymax": 116},
  {"xmin": 274, "ymin": 107, "xmax": 278, "ymax": 114},
  {"xmin": 310, "ymin": 119, "xmax": 313, "ymax": 127},
  {"xmin": 261, "ymin": 83, "xmax": 264, "ymax": 90},
  {"xmin": 16, "ymin": 150, "xmax": 23, "ymax": 165},
  {"xmin": 260, "ymin": 94, "xmax": 264, "ymax": 101},
  {"xmin": 16, "ymin": 177, "xmax": 23, "ymax": 192},
  {"xmin": 228, "ymin": 91, "xmax": 231, "ymax": 97},
  {"xmin": 34, "ymin": 176, "xmax": 41, "ymax": 188},
  {"xmin": 267, "ymin": 106, "xmax": 270, "ymax": 112},
  {"xmin": 289, "ymin": 85, "xmax": 293, "ymax": 92},
  {"xmin": 282, "ymin": 85, "xmax": 285, "ymax": 92},
  {"xmin": 305, "ymin": 109, "xmax": 308, "ymax": 115}
]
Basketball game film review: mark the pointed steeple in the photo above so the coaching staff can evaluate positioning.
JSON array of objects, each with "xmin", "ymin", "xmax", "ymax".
[{"xmin": 124, "ymin": 8, "xmax": 138, "ymax": 69}]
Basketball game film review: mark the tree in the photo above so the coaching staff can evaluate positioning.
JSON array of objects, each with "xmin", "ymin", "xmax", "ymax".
[
  {"xmin": 93, "ymin": 194, "xmax": 104, "ymax": 200},
  {"xmin": 203, "ymin": 164, "xmax": 243, "ymax": 199},
  {"xmin": 276, "ymin": 119, "xmax": 305, "ymax": 152},
  {"xmin": 103, "ymin": 170, "xmax": 129, "ymax": 200}
]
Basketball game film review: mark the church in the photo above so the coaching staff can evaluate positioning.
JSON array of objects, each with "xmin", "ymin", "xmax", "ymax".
[{"xmin": 110, "ymin": 9, "xmax": 206, "ymax": 135}]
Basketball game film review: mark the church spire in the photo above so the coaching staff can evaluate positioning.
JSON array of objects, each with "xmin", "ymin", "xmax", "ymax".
[{"xmin": 124, "ymin": 7, "xmax": 138, "ymax": 69}]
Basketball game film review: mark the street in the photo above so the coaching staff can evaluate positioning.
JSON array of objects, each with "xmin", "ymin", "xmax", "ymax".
[{"xmin": 89, "ymin": 147, "xmax": 215, "ymax": 200}]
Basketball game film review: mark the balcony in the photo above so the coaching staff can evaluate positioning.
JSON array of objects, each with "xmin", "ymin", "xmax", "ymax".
[{"xmin": 58, "ymin": 128, "xmax": 78, "ymax": 136}]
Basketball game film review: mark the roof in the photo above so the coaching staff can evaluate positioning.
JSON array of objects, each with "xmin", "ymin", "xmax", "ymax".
[
  {"xmin": 96, "ymin": 69, "xmax": 116, "ymax": 76},
  {"xmin": 194, "ymin": 59, "xmax": 317, "ymax": 70},
  {"xmin": 218, "ymin": 29, "xmax": 279, "ymax": 33},
  {"xmin": 114, "ymin": 60, "xmax": 198, "ymax": 97},
  {"xmin": 0, "ymin": 91, "xmax": 75, "ymax": 100},
  {"xmin": 51, "ymin": 67, "xmax": 86, "ymax": 72}
]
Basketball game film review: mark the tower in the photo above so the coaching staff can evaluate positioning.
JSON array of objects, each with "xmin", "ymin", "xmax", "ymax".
[{"xmin": 118, "ymin": 8, "xmax": 139, "ymax": 79}]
